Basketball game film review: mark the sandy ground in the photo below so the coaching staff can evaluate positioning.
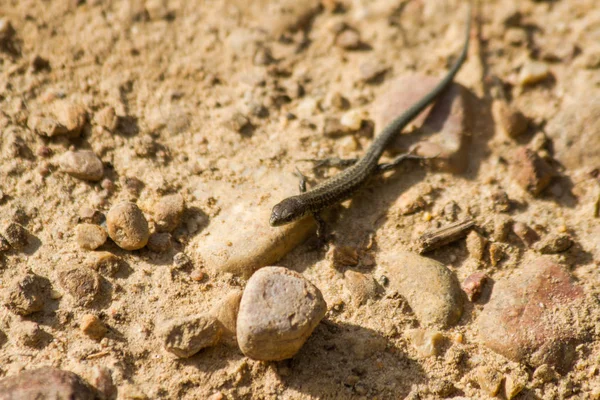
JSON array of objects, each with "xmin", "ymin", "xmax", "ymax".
[{"xmin": 1, "ymin": 0, "xmax": 600, "ymax": 399}]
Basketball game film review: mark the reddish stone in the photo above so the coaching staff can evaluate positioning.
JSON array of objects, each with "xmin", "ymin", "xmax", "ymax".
[
  {"xmin": 462, "ymin": 272, "xmax": 488, "ymax": 302},
  {"xmin": 511, "ymin": 147, "xmax": 556, "ymax": 195},
  {"xmin": 477, "ymin": 258, "xmax": 585, "ymax": 371},
  {"xmin": 0, "ymin": 367, "xmax": 97, "ymax": 399}
]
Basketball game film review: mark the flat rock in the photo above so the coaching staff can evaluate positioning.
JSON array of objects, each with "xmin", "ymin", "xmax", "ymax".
[
  {"xmin": 374, "ymin": 75, "xmax": 470, "ymax": 173},
  {"xmin": 545, "ymin": 92, "xmax": 600, "ymax": 170},
  {"xmin": 378, "ymin": 251, "xmax": 464, "ymax": 328},
  {"xmin": 477, "ymin": 258, "xmax": 585, "ymax": 371},
  {"xmin": 158, "ymin": 313, "xmax": 222, "ymax": 358},
  {"xmin": 0, "ymin": 367, "xmax": 97, "ymax": 400},
  {"xmin": 59, "ymin": 150, "xmax": 104, "ymax": 181},
  {"xmin": 191, "ymin": 172, "xmax": 316, "ymax": 278},
  {"xmin": 237, "ymin": 266, "xmax": 327, "ymax": 361}
]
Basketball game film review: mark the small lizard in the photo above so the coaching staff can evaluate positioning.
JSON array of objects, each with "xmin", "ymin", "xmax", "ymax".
[{"xmin": 270, "ymin": 5, "xmax": 472, "ymax": 237}]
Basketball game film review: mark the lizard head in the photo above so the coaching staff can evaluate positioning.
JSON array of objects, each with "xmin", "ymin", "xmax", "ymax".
[{"xmin": 270, "ymin": 197, "xmax": 309, "ymax": 226}]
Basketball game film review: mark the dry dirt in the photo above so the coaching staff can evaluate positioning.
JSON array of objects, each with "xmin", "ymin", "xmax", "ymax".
[{"xmin": 1, "ymin": 0, "xmax": 600, "ymax": 399}]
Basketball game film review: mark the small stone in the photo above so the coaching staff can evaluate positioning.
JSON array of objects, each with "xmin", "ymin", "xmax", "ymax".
[
  {"xmin": 477, "ymin": 258, "xmax": 584, "ymax": 370},
  {"xmin": 91, "ymin": 367, "xmax": 117, "ymax": 400},
  {"xmin": 534, "ymin": 233, "xmax": 573, "ymax": 254},
  {"xmin": 94, "ymin": 106, "xmax": 118, "ymax": 131},
  {"xmin": 253, "ymin": 46, "xmax": 274, "ymax": 66},
  {"xmin": 106, "ymin": 202, "xmax": 150, "ymax": 250},
  {"xmin": 490, "ymin": 189, "xmax": 512, "ymax": 212},
  {"xmin": 75, "ymin": 223, "xmax": 107, "ymax": 250},
  {"xmin": 28, "ymin": 114, "xmax": 68, "ymax": 137},
  {"xmin": 322, "ymin": 117, "xmax": 346, "ymax": 137},
  {"xmin": 532, "ymin": 364, "xmax": 558, "ymax": 385},
  {"xmin": 442, "ymin": 201, "xmax": 460, "ymax": 221},
  {"xmin": 210, "ymin": 290, "xmax": 243, "ymax": 346},
  {"xmin": 31, "ymin": 54, "xmax": 51, "ymax": 72},
  {"xmin": 87, "ymin": 251, "xmax": 125, "ymax": 276},
  {"xmin": 4, "ymin": 274, "xmax": 49, "ymax": 316},
  {"xmin": 227, "ymin": 112, "xmax": 251, "ymax": 133},
  {"xmin": 494, "ymin": 100, "xmax": 529, "ymax": 138},
  {"xmin": 0, "ymin": 367, "xmax": 97, "ymax": 399},
  {"xmin": 58, "ymin": 267, "xmax": 101, "ymax": 306},
  {"xmin": 158, "ymin": 313, "xmax": 222, "ymax": 358},
  {"xmin": 359, "ymin": 60, "xmax": 388, "ymax": 83},
  {"xmin": 511, "ymin": 147, "xmax": 556, "ymax": 195},
  {"xmin": 0, "ymin": 235, "xmax": 10, "ymax": 252},
  {"xmin": 379, "ymin": 252, "xmax": 464, "ymax": 328},
  {"xmin": 237, "ymin": 266, "xmax": 327, "ymax": 361},
  {"xmin": 59, "ymin": 150, "xmax": 104, "ymax": 181},
  {"xmin": 462, "ymin": 272, "xmax": 488, "ymax": 302},
  {"xmin": 395, "ymin": 185, "xmax": 430, "ymax": 215},
  {"xmin": 173, "ymin": 252, "xmax": 192, "ymax": 269},
  {"xmin": 52, "ymin": 100, "xmax": 87, "ymax": 136},
  {"xmin": 324, "ymin": 92, "xmax": 349, "ymax": 111},
  {"xmin": 80, "ymin": 314, "xmax": 108, "ymax": 340},
  {"xmin": 149, "ymin": 194, "xmax": 185, "ymax": 232},
  {"xmin": 344, "ymin": 270, "xmax": 378, "ymax": 306},
  {"xmin": 2, "ymin": 222, "xmax": 28, "ymax": 250},
  {"xmin": 504, "ymin": 372, "xmax": 527, "ymax": 399},
  {"xmin": 466, "ymin": 230, "xmax": 487, "ymax": 262},
  {"xmin": 488, "ymin": 243, "xmax": 505, "ymax": 267},
  {"xmin": 248, "ymin": 103, "xmax": 269, "ymax": 118},
  {"xmin": 518, "ymin": 61, "xmax": 550, "ymax": 86},
  {"xmin": 492, "ymin": 215, "xmax": 512, "ymax": 242},
  {"xmin": 512, "ymin": 221, "xmax": 539, "ymax": 246},
  {"xmin": 406, "ymin": 328, "xmax": 444, "ymax": 357},
  {"xmin": 475, "ymin": 366, "xmax": 503, "ymax": 396},
  {"xmin": 15, "ymin": 321, "xmax": 48, "ymax": 348},
  {"xmin": 147, "ymin": 232, "xmax": 172, "ymax": 252},
  {"xmin": 505, "ymin": 28, "xmax": 527, "ymax": 45},
  {"xmin": 336, "ymin": 29, "xmax": 361, "ymax": 50},
  {"xmin": 340, "ymin": 110, "xmax": 364, "ymax": 131},
  {"xmin": 327, "ymin": 245, "xmax": 359, "ymax": 269},
  {"xmin": 190, "ymin": 270, "xmax": 205, "ymax": 281}
]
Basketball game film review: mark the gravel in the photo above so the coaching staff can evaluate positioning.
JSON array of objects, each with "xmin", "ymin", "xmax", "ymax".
[{"xmin": 106, "ymin": 202, "xmax": 150, "ymax": 250}]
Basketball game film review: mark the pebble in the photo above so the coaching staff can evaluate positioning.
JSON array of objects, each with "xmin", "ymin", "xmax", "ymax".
[
  {"xmin": 532, "ymin": 364, "xmax": 558, "ymax": 386},
  {"xmin": 58, "ymin": 267, "xmax": 101, "ymax": 306},
  {"xmin": 492, "ymin": 215, "xmax": 512, "ymax": 242},
  {"xmin": 51, "ymin": 100, "xmax": 87, "ymax": 136},
  {"xmin": 488, "ymin": 242, "xmax": 505, "ymax": 267},
  {"xmin": 0, "ymin": 235, "xmax": 10, "ymax": 252},
  {"xmin": 87, "ymin": 251, "xmax": 125, "ymax": 276},
  {"xmin": 344, "ymin": 270, "xmax": 378, "ymax": 306},
  {"xmin": 327, "ymin": 245, "xmax": 359, "ymax": 269},
  {"xmin": 505, "ymin": 28, "xmax": 527, "ymax": 45},
  {"xmin": 336, "ymin": 29, "xmax": 361, "ymax": 50},
  {"xmin": 477, "ymin": 258, "xmax": 585, "ymax": 370},
  {"xmin": 192, "ymin": 173, "xmax": 318, "ymax": 278},
  {"xmin": 27, "ymin": 114, "xmax": 68, "ymax": 137},
  {"xmin": 462, "ymin": 272, "xmax": 488, "ymax": 302},
  {"xmin": 474, "ymin": 366, "xmax": 503, "ymax": 396},
  {"xmin": 227, "ymin": 112, "xmax": 251, "ymax": 134},
  {"xmin": 534, "ymin": 233, "xmax": 573, "ymax": 254},
  {"xmin": 59, "ymin": 150, "xmax": 104, "ymax": 181},
  {"xmin": 15, "ymin": 321, "xmax": 48, "ymax": 348},
  {"xmin": 359, "ymin": 60, "xmax": 388, "ymax": 83},
  {"xmin": 4, "ymin": 274, "xmax": 49, "ymax": 316},
  {"xmin": 148, "ymin": 193, "xmax": 185, "ymax": 233},
  {"xmin": 80, "ymin": 314, "xmax": 108, "ymax": 340},
  {"xmin": 322, "ymin": 117, "xmax": 346, "ymax": 137},
  {"xmin": 236, "ymin": 266, "xmax": 327, "ymax": 360},
  {"xmin": 378, "ymin": 251, "xmax": 464, "ymax": 328},
  {"xmin": 158, "ymin": 313, "xmax": 222, "ymax": 358},
  {"xmin": 106, "ymin": 202, "xmax": 150, "ymax": 250},
  {"xmin": 210, "ymin": 290, "xmax": 243, "ymax": 346},
  {"xmin": 75, "ymin": 223, "xmax": 107, "ymax": 250},
  {"xmin": 91, "ymin": 366, "xmax": 117, "ymax": 399},
  {"xmin": 2, "ymin": 222, "xmax": 29, "ymax": 250},
  {"xmin": 30, "ymin": 54, "xmax": 50, "ymax": 72},
  {"xmin": 0, "ymin": 367, "xmax": 97, "ymax": 399},
  {"xmin": 323, "ymin": 92, "xmax": 349, "ymax": 111},
  {"xmin": 518, "ymin": 61, "xmax": 550, "ymax": 86},
  {"xmin": 94, "ymin": 106, "xmax": 118, "ymax": 131},
  {"xmin": 340, "ymin": 109, "xmax": 364, "ymax": 131},
  {"xmin": 374, "ymin": 75, "xmax": 470, "ymax": 173},
  {"xmin": 493, "ymin": 100, "xmax": 529, "ymax": 138},
  {"xmin": 466, "ymin": 230, "xmax": 487, "ymax": 262},
  {"xmin": 147, "ymin": 232, "xmax": 172, "ymax": 253},
  {"xmin": 511, "ymin": 147, "xmax": 556, "ymax": 195},
  {"xmin": 545, "ymin": 91, "xmax": 600, "ymax": 170},
  {"xmin": 504, "ymin": 372, "xmax": 528, "ymax": 399},
  {"xmin": 406, "ymin": 328, "xmax": 444, "ymax": 357}
]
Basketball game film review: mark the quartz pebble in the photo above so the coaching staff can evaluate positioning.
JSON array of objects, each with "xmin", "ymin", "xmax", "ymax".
[
  {"xmin": 4, "ymin": 274, "xmax": 49, "ymax": 315},
  {"xmin": 340, "ymin": 110, "xmax": 364, "ymax": 131},
  {"xmin": 534, "ymin": 233, "xmax": 572, "ymax": 254},
  {"xmin": 518, "ymin": 61, "xmax": 549, "ymax": 86},
  {"xmin": 344, "ymin": 270, "xmax": 378, "ymax": 306},
  {"xmin": 158, "ymin": 313, "xmax": 222, "ymax": 358},
  {"xmin": 375, "ymin": 75, "xmax": 470, "ymax": 173},
  {"xmin": 147, "ymin": 232, "xmax": 172, "ymax": 253},
  {"xmin": 379, "ymin": 251, "xmax": 464, "ymax": 327},
  {"xmin": 2, "ymin": 222, "xmax": 29, "ymax": 250},
  {"xmin": 75, "ymin": 223, "xmax": 107, "ymax": 250},
  {"xmin": 477, "ymin": 258, "xmax": 585, "ymax": 370},
  {"xmin": 149, "ymin": 194, "xmax": 185, "ymax": 232},
  {"xmin": 210, "ymin": 289, "xmax": 243, "ymax": 346},
  {"xmin": 58, "ymin": 267, "xmax": 101, "ymax": 306},
  {"xmin": 106, "ymin": 202, "xmax": 149, "ymax": 250},
  {"xmin": 237, "ymin": 267, "xmax": 327, "ymax": 361},
  {"xmin": 59, "ymin": 150, "xmax": 104, "ymax": 181},
  {"xmin": 0, "ymin": 367, "xmax": 97, "ymax": 399},
  {"xmin": 80, "ymin": 314, "xmax": 108, "ymax": 340},
  {"xmin": 511, "ymin": 147, "xmax": 555, "ymax": 195},
  {"xmin": 406, "ymin": 328, "xmax": 444, "ymax": 357}
]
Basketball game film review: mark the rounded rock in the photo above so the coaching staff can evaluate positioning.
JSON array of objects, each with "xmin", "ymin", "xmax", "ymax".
[
  {"xmin": 158, "ymin": 313, "xmax": 222, "ymax": 358},
  {"xmin": 149, "ymin": 194, "xmax": 185, "ymax": 232},
  {"xmin": 106, "ymin": 202, "xmax": 149, "ymax": 250},
  {"xmin": 59, "ymin": 150, "xmax": 104, "ymax": 181},
  {"xmin": 0, "ymin": 367, "xmax": 97, "ymax": 399},
  {"xmin": 58, "ymin": 267, "xmax": 101, "ymax": 306},
  {"xmin": 75, "ymin": 223, "xmax": 107, "ymax": 250},
  {"xmin": 2, "ymin": 222, "xmax": 29, "ymax": 250},
  {"xmin": 146, "ymin": 232, "xmax": 172, "ymax": 253},
  {"xmin": 237, "ymin": 266, "xmax": 327, "ymax": 361},
  {"xmin": 80, "ymin": 314, "xmax": 108, "ymax": 340}
]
